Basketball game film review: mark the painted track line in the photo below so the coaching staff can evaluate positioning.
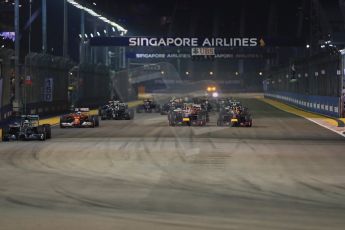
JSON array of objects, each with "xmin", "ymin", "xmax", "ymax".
[{"xmin": 261, "ymin": 98, "xmax": 345, "ymax": 138}]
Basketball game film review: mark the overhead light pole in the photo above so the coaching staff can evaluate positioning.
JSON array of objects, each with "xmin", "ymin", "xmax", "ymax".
[
  {"xmin": 80, "ymin": 10, "xmax": 85, "ymax": 64},
  {"xmin": 42, "ymin": 0, "xmax": 47, "ymax": 53},
  {"xmin": 24, "ymin": 0, "xmax": 33, "ymax": 115},
  {"xmin": 63, "ymin": 0, "xmax": 68, "ymax": 58},
  {"xmin": 14, "ymin": 0, "xmax": 21, "ymax": 113}
]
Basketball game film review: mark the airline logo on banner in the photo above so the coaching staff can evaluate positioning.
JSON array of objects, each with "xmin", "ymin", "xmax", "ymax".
[
  {"xmin": 129, "ymin": 37, "xmax": 260, "ymax": 47},
  {"xmin": 90, "ymin": 37, "xmax": 267, "ymax": 47}
]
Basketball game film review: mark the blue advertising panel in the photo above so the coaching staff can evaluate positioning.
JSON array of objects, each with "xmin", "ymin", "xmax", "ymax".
[{"xmin": 265, "ymin": 91, "xmax": 340, "ymax": 117}]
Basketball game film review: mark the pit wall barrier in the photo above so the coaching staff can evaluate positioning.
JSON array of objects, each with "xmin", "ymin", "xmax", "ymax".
[{"xmin": 264, "ymin": 91, "xmax": 341, "ymax": 118}]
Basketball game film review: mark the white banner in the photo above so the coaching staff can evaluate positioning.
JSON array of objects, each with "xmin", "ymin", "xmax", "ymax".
[{"xmin": 43, "ymin": 78, "xmax": 53, "ymax": 102}]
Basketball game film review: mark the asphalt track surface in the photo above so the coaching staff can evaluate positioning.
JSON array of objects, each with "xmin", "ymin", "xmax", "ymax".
[{"xmin": 1, "ymin": 98, "xmax": 345, "ymax": 230}]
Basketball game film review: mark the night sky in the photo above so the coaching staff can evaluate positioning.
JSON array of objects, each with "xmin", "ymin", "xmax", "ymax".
[{"xmin": 0, "ymin": 0, "xmax": 343, "ymax": 62}]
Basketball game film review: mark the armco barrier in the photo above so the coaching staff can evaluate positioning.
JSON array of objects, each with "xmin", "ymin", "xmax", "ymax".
[{"xmin": 265, "ymin": 91, "xmax": 340, "ymax": 118}]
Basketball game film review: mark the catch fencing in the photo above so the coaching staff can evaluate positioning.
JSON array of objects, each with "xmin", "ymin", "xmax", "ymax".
[
  {"xmin": 264, "ymin": 52, "xmax": 344, "ymax": 117},
  {"xmin": 0, "ymin": 50, "xmax": 112, "ymax": 121},
  {"xmin": 23, "ymin": 53, "xmax": 74, "ymax": 115}
]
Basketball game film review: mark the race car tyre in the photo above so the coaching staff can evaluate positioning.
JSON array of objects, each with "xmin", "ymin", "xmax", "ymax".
[
  {"xmin": 37, "ymin": 126, "xmax": 47, "ymax": 141},
  {"xmin": 128, "ymin": 109, "xmax": 135, "ymax": 120},
  {"xmin": 169, "ymin": 112, "xmax": 177, "ymax": 126},
  {"xmin": 168, "ymin": 115, "xmax": 176, "ymax": 126},
  {"xmin": 95, "ymin": 116, "xmax": 99, "ymax": 127},
  {"xmin": 41, "ymin": 133, "xmax": 46, "ymax": 141},
  {"xmin": 90, "ymin": 116, "xmax": 96, "ymax": 128},
  {"xmin": 201, "ymin": 119, "xmax": 207, "ymax": 126},
  {"xmin": 43, "ymin": 124, "xmax": 51, "ymax": 139},
  {"xmin": 169, "ymin": 120, "xmax": 175, "ymax": 126},
  {"xmin": 217, "ymin": 119, "xmax": 223, "ymax": 126},
  {"xmin": 60, "ymin": 116, "xmax": 66, "ymax": 128},
  {"xmin": 19, "ymin": 134, "xmax": 26, "ymax": 141},
  {"xmin": 2, "ymin": 128, "xmax": 10, "ymax": 142}
]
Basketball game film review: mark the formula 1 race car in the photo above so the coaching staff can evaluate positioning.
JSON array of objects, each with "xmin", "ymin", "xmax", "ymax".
[
  {"xmin": 193, "ymin": 97, "xmax": 213, "ymax": 113},
  {"xmin": 136, "ymin": 99, "xmax": 161, "ymax": 113},
  {"xmin": 217, "ymin": 105, "xmax": 252, "ymax": 127},
  {"xmin": 215, "ymin": 98, "xmax": 242, "ymax": 112},
  {"xmin": 99, "ymin": 101, "xmax": 134, "ymax": 120},
  {"xmin": 160, "ymin": 98, "xmax": 184, "ymax": 115},
  {"xmin": 214, "ymin": 98, "xmax": 229, "ymax": 112},
  {"xmin": 60, "ymin": 108, "xmax": 99, "ymax": 128},
  {"xmin": 168, "ymin": 104, "xmax": 208, "ymax": 126},
  {"xmin": 229, "ymin": 99, "xmax": 242, "ymax": 108},
  {"xmin": 2, "ymin": 115, "xmax": 51, "ymax": 141}
]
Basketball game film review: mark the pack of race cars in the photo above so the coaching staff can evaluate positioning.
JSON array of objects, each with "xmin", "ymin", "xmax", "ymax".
[
  {"xmin": 1, "ymin": 97, "xmax": 252, "ymax": 141},
  {"xmin": 164, "ymin": 97, "xmax": 252, "ymax": 127}
]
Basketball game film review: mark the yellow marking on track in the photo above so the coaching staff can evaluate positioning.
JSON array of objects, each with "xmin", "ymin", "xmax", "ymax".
[
  {"xmin": 261, "ymin": 98, "xmax": 339, "ymax": 127},
  {"xmin": 6, "ymin": 100, "xmax": 143, "ymax": 128}
]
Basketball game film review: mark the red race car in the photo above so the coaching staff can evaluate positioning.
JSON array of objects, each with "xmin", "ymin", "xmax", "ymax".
[{"xmin": 60, "ymin": 108, "xmax": 99, "ymax": 128}]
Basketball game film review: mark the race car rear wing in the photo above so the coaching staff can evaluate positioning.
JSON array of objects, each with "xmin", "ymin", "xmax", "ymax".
[
  {"xmin": 21, "ymin": 115, "xmax": 40, "ymax": 119},
  {"xmin": 75, "ymin": 108, "xmax": 90, "ymax": 112}
]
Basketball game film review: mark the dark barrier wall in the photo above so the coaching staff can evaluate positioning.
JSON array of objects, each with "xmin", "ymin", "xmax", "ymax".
[
  {"xmin": 0, "ymin": 51, "xmax": 112, "ymax": 121},
  {"xmin": 0, "ymin": 48, "xmax": 14, "ymax": 120},
  {"xmin": 265, "ymin": 52, "xmax": 343, "ymax": 117},
  {"xmin": 77, "ymin": 63, "xmax": 110, "ymax": 107},
  {"xmin": 266, "ymin": 54, "xmax": 341, "ymax": 97},
  {"xmin": 23, "ymin": 53, "xmax": 74, "ymax": 115}
]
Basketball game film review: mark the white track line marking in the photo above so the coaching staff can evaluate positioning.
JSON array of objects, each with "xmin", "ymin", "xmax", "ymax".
[{"xmin": 305, "ymin": 118, "xmax": 345, "ymax": 138}]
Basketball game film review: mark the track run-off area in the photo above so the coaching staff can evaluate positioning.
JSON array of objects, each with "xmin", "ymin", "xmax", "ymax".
[{"xmin": 1, "ymin": 95, "xmax": 345, "ymax": 230}]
